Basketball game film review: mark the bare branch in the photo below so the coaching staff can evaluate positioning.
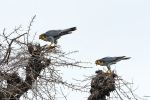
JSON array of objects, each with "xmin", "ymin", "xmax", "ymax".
[{"xmin": 26, "ymin": 15, "xmax": 36, "ymax": 44}]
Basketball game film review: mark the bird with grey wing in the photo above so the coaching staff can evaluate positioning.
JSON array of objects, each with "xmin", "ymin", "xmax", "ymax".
[
  {"xmin": 39, "ymin": 27, "xmax": 77, "ymax": 49},
  {"xmin": 95, "ymin": 56, "xmax": 130, "ymax": 73}
]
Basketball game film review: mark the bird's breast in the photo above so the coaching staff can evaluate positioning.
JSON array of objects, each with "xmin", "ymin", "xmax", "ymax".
[{"xmin": 43, "ymin": 37, "xmax": 49, "ymax": 41}]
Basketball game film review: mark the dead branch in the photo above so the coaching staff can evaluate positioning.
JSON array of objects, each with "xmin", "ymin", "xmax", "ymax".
[{"xmin": 0, "ymin": 16, "xmax": 91, "ymax": 100}]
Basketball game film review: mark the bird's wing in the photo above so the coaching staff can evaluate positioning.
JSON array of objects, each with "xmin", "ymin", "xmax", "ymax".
[
  {"xmin": 101, "ymin": 57, "xmax": 116, "ymax": 65},
  {"xmin": 45, "ymin": 27, "xmax": 76, "ymax": 38},
  {"xmin": 45, "ymin": 30, "xmax": 62, "ymax": 37},
  {"xmin": 102, "ymin": 57, "xmax": 116, "ymax": 62}
]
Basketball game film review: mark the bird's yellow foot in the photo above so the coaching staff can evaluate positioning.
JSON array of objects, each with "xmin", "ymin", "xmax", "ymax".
[
  {"xmin": 46, "ymin": 45, "xmax": 52, "ymax": 49},
  {"xmin": 103, "ymin": 70, "xmax": 110, "ymax": 75}
]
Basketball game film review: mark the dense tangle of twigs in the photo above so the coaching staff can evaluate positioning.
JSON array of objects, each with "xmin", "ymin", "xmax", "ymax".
[{"xmin": 0, "ymin": 16, "xmax": 91, "ymax": 100}]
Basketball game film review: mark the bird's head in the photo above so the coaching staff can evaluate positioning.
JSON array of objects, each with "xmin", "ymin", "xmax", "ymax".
[
  {"xmin": 95, "ymin": 59, "xmax": 103, "ymax": 66},
  {"xmin": 39, "ymin": 33, "xmax": 46, "ymax": 40}
]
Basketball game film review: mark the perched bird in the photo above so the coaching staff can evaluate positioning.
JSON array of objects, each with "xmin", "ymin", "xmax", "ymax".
[
  {"xmin": 39, "ymin": 27, "xmax": 77, "ymax": 49},
  {"xmin": 95, "ymin": 56, "xmax": 130, "ymax": 72}
]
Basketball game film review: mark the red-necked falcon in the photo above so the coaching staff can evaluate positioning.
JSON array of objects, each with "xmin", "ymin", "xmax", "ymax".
[
  {"xmin": 39, "ymin": 27, "xmax": 77, "ymax": 49},
  {"xmin": 95, "ymin": 56, "xmax": 130, "ymax": 72}
]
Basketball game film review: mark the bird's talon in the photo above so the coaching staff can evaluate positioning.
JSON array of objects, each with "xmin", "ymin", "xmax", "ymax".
[
  {"xmin": 46, "ymin": 45, "xmax": 52, "ymax": 49},
  {"xmin": 103, "ymin": 70, "xmax": 110, "ymax": 74}
]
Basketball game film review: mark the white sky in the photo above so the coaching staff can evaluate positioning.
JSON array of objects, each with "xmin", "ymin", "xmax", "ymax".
[{"xmin": 0, "ymin": 0, "xmax": 150, "ymax": 99}]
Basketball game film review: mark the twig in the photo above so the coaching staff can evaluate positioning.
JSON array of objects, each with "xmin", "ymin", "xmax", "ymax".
[
  {"xmin": 60, "ymin": 87, "xmax": 69, "ymax": 100},
  {"xmin": 26, "ymin": 15, "xmax": 36, "ymax": 44}
]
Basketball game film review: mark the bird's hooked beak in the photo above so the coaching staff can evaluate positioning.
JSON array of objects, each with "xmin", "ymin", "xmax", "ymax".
[
  {"xmin": 95, "ymin": 60, "xmax": 101, "ymax": 66},
  {"xmin": 95, "ymin": 60, "xmax": 98, "ymax": 66}
]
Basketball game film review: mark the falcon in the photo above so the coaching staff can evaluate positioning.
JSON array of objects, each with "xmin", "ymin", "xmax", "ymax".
[
  {"xmin": 39, "ymin": 27, "xmax": 77, "ymax": 49},
  {"xmin": 95, "ymin": 56, "xmax": 130, "ymax": 72}
]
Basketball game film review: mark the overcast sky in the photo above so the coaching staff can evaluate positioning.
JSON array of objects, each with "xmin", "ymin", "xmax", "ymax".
[{"xmin": 0, "ymin": 0, "xmax": 150, "ymax": 100}]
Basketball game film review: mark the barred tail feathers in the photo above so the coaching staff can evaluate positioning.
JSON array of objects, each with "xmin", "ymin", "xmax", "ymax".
[
  {"xmin": 116, "ymin": 56, "xmax": 131, "ymax": 60},
  {"xmin": 62, "ymin": 27, "xmax": 77, "ymax": 32},
  {"xmin": 122, "ymin": 57, "xmax": 131, "ymax": 60},
  {"xmin": 60, "ymin": 27, "xmax": 77, "ymax": 36}
]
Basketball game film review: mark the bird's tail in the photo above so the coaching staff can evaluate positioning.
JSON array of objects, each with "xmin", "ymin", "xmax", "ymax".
[
  {"xmin": 117, "ymin": 56, "xmax": 131, "ymax": 60},
  {"xmin": 60, "ymin": 27, "xmax": 77, "ymax": 35}
]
